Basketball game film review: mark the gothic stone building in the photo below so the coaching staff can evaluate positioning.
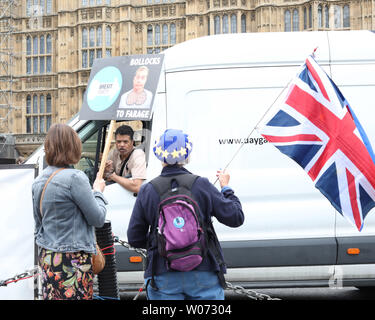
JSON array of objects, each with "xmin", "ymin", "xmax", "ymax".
[{"xmin": 0, "ymin": 0, "xmax": 374, "ymax": 157}]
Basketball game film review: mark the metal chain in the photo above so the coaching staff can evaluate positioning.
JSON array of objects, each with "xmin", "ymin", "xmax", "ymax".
[
  {"xmin": 113, "ymin": 236, "xmax": 147, "ymax": 258},
  {"xmin": 113, "ymin": 237, "xmax": 281, "ymax": 300},
  {"xmin": 225, "ymin": 281, "xmax": 281, "ymax": 300},
  {"xmin": 0, "ymin": 267, "xmax": 39, "ymax": 287}
]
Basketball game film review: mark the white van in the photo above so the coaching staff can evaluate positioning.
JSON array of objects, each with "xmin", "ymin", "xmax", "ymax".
[{"xmin": 27, "ymin": 30, "xmax": 375, "ymax": 291}]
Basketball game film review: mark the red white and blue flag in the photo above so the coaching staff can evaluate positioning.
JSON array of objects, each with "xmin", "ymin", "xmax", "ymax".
[{"xmin": 258, "ymin": 55, "xmax": 375, "ymax": 231}]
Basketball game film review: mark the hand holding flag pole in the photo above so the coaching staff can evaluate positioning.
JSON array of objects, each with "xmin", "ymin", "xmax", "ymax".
[
  {"xmin": 213, "ymin": 70, "xmax": 296, "ymax": 186},
  {"xmin": 213, "ymin": 48, "xmax": 319, "ymax": 185}
]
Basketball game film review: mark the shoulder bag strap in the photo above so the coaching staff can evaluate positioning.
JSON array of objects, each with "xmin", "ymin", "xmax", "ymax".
[
  {"xmin": 119, "ymin": 149, "xmax": 135, "ymax": 177},
  {"xmin": 39, "ymin": 168, "xmax": 66, "ymax": 218}
]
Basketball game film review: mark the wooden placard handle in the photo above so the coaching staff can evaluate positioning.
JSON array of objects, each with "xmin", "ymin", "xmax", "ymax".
[{"xmin": 97, "ymin": 120, "xmax": 115, "ymax": 180}]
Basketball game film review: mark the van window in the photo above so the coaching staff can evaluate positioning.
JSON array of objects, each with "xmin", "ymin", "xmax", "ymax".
[
  {"xmin": 75, "ymin": 120, "xmax": 104, "ymax": 183},
  {"xmin": 74, "ymin": 120, "xmax": 151, "ymax": 183}
]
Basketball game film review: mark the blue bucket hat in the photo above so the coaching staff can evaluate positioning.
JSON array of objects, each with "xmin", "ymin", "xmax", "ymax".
[{"xmin": 153, "ymin": 129, "xmax": 192, "ymax": 165}]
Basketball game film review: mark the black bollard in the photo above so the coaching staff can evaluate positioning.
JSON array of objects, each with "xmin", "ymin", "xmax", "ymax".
[{"xmin": 95, "ymin": 221, "xmax": 119, "ymax": 299}]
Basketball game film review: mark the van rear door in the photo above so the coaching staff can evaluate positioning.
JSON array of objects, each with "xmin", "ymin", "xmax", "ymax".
[{"xmin": 328, "ymin": 31, "xmax": 375, "ymax": 281}]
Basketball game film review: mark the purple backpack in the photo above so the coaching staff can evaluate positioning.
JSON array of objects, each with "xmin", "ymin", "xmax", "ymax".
[{"xmin": 150, "ymin": 174, "xmax": 206, "ymax": 272}]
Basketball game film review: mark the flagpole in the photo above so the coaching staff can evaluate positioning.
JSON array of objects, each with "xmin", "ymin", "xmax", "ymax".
[{"xmin": 213, "ymin": 75, "xmax": 295, "ymax": 186}]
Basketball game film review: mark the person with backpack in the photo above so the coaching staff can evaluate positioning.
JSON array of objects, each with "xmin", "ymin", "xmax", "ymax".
[{"xmin": 127, "ymin": 129, "xmax": 244, "ymax": 300}]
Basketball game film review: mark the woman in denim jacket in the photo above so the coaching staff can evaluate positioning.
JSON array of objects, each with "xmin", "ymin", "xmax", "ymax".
[{"xmin": 32, "ymin": 124, "xmax": 107, "ymax": 300}]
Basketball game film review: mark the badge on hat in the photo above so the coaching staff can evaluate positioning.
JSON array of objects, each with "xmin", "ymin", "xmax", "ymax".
[{"xmin": 153, "ymin": 129, "xmax": 192, "ymax": 164}]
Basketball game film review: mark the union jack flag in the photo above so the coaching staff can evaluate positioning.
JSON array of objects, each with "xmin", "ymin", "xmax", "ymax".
[{"xmin": 258, "ymin": 55, "xmax": 375, "ymax": 231}]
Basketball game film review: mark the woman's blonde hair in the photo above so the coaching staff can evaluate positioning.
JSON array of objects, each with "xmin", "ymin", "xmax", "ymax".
[{"xmin": 44, "ymin": 124, "xmax": 82, "ymax": 166}]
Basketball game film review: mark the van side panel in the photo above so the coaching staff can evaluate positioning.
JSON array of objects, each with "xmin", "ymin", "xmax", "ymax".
[{"xmin": 329, "ymin": 62, "xmax": 375, "ymax": 266}]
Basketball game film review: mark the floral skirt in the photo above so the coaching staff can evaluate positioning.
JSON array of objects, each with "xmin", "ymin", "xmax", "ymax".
[{"xmin": 39, "ymin": 248, "xmax": 94, "ymax": 300}]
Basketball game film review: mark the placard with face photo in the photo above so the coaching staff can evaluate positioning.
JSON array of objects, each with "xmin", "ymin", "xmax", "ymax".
[{"xmin": 80, "ymin": 54, "xmax": 164, "ymax": 121}]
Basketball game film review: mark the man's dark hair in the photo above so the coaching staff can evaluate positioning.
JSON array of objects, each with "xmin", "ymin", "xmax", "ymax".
[{"xmin": 115, "ymin": 125, "xmax": 134, "ymax": 140}]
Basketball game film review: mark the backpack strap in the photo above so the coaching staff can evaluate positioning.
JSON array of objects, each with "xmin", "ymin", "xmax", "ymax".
[{"xmin": 149, "ymin": 173, "xmax": 199, "ymax": 199}]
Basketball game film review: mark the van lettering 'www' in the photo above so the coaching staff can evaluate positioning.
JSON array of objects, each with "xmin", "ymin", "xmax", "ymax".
[{"xmin": 218, "ymin": 137, "xmax": 268, "ymax": 145}]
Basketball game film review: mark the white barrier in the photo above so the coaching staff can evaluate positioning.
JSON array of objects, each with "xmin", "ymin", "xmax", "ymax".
[{"xmin": 0, "ymin": 165, "xmax": 37, "ymax": 300}]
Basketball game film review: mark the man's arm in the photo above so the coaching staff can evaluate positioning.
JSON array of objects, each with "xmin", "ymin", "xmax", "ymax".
[{"xmin": 108, "ymin": 172, "xmax": 144, "ymax": 193}]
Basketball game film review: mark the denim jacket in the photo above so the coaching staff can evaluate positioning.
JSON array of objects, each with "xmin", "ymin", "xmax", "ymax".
[{"xmin": 32, "ymin": 166, "xmax": 108, "ymax": 254}]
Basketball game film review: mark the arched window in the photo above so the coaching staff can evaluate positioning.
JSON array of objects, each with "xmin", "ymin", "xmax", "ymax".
[
  {"xmin": 214, "ymin": 15, "xmax": 220, "ymax": 34},
  {"xmin": 40, "ymin": 95, "xmax": 45, "ymax": 113},
  {"xmin": 46, "ymin": 116, "xmax": 51, "ymax": 131},
  {"xmin": 230, "ymin": 14, "xmax": 237, "ymax": 33},
  {"xmin": 241, "ymin": 14, "xmax": 246, "ymax": 33},
  {"xmin": 26, "ymin": 58, "xmax": 31, "ymax": 74},
  {"xmin": 33, "ymin": 57, "xmax": 38, "ymax": 74},
  {"xmin": 105, "ymin": 26, "xmax": 111, "ymax": 46},
  {"xmin": 89, "ymin": 27, "xmax": 95, "ymax": 47},
  {"xmin": 26, "ymin": 93, "xmax": 52, "ymax": 133},
  {"xmin": 170, "ymin": 23, "xmax": 176, "ymax": 44},
  {"xmin": 308, "ymin": 5, "xmax": 312, "ymax": 28},
  {"xmin": 46, "ymin": 55, "xmax": 51, "ymax": 72},
  {"xmin": 343, "ymin": 5, "xmax": 350, "ymax": 27},
  {"xmin": 33, "ymin": 36, "xmax": 38, "ymax": 54},
  {"xmin": 46, "ymin": 0, "xmax": 52, "ymax": 14},
  {"xmin": 39, "ymin": 0, "xmax": 45, "ymax": 15},
  {"xmin": 46, "ymin": 94, "xmax": 52, "ymax": 113},
  {"xmin": 82, "ymin": 28, "xmax": 88, "ymax": 48},
  {"xmin": 40, "ymin": 55, "xmax": 45, "ymax": 73},
  {"xmin": 89, "ymin": 49, "xmax": 95, "ymax": 67},
  {"xmin": 26, "ymin": 0, "xmax": 32, "ymax": 16},
  {"xmin": 318, "ymin": 5, "xmax": 322, "ymax": 28},
  {"xmin": 293, "ymin": 9, "xmax": 299, "ymax": 31},
  {"xmin": 162, "ymin": 24, "xmax": 168, "ymax": 45},
  {"xmin": 40, "ymin": 116, "xmax": 45, "ymax": 133},
  {"xmin": 303, "ymin": 7, "xmax": 307, "ymax": 29},
  {"xmin": 325, "ymin": 6, "xmax": 329, "ymax": 28},
  {"xmin": 155, "ymin": 25, "xmax": 160, "ymax": 45},
  {"xmin": 40, "ymin": 35, "xmax": 45, "ymax": 54},
  {"xmin": 26, "ymin": 36, "xmax": 32, "ymax": 55},
  {"xmin": 147, "ymin": 22, "xmax": 176, "ymax": 52},
  {"xmin": 26, "ymin": 95, "xmax": 31, "ymax": 114},
  {"xmin": 46, "ymin": 34, "xmax": 52, "ymax": 53},
  {"xmin": 334, "ymin": 5, "xmax": 342, "ymax": 28},
  {"xmin": 97, "ymin": 26, "xmax": 102, "ymax": 46},
  {"xmin": 147, "ymin": 25, "xmax": 153, "ymax": 46},
  {"xmin": 222, "ymin": 15, "xmax": 228, "ymax": 33},
  {"xmin": 284, "ymin": 10, "xmax": 291, "ymax": 32},
  {"xmin": 33, "ymin": 95, "xmax": 38, "ymax": 113}
]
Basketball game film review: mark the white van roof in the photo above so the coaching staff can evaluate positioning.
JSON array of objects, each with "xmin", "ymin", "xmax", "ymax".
[{"xmin": 164, "ymin": 31, "xmax": 375, "ymax": 72}]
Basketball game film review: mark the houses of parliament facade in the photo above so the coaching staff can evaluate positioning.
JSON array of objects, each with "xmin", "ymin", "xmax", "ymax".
[{"xmin": 0, "ymin": 0, "xmax": 374, "ymax": 158}]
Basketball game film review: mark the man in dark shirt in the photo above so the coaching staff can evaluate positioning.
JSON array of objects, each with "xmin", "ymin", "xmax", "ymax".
[{"xmin": 127, "ymin": 129, "xmax": 244, "ymax": 300}]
